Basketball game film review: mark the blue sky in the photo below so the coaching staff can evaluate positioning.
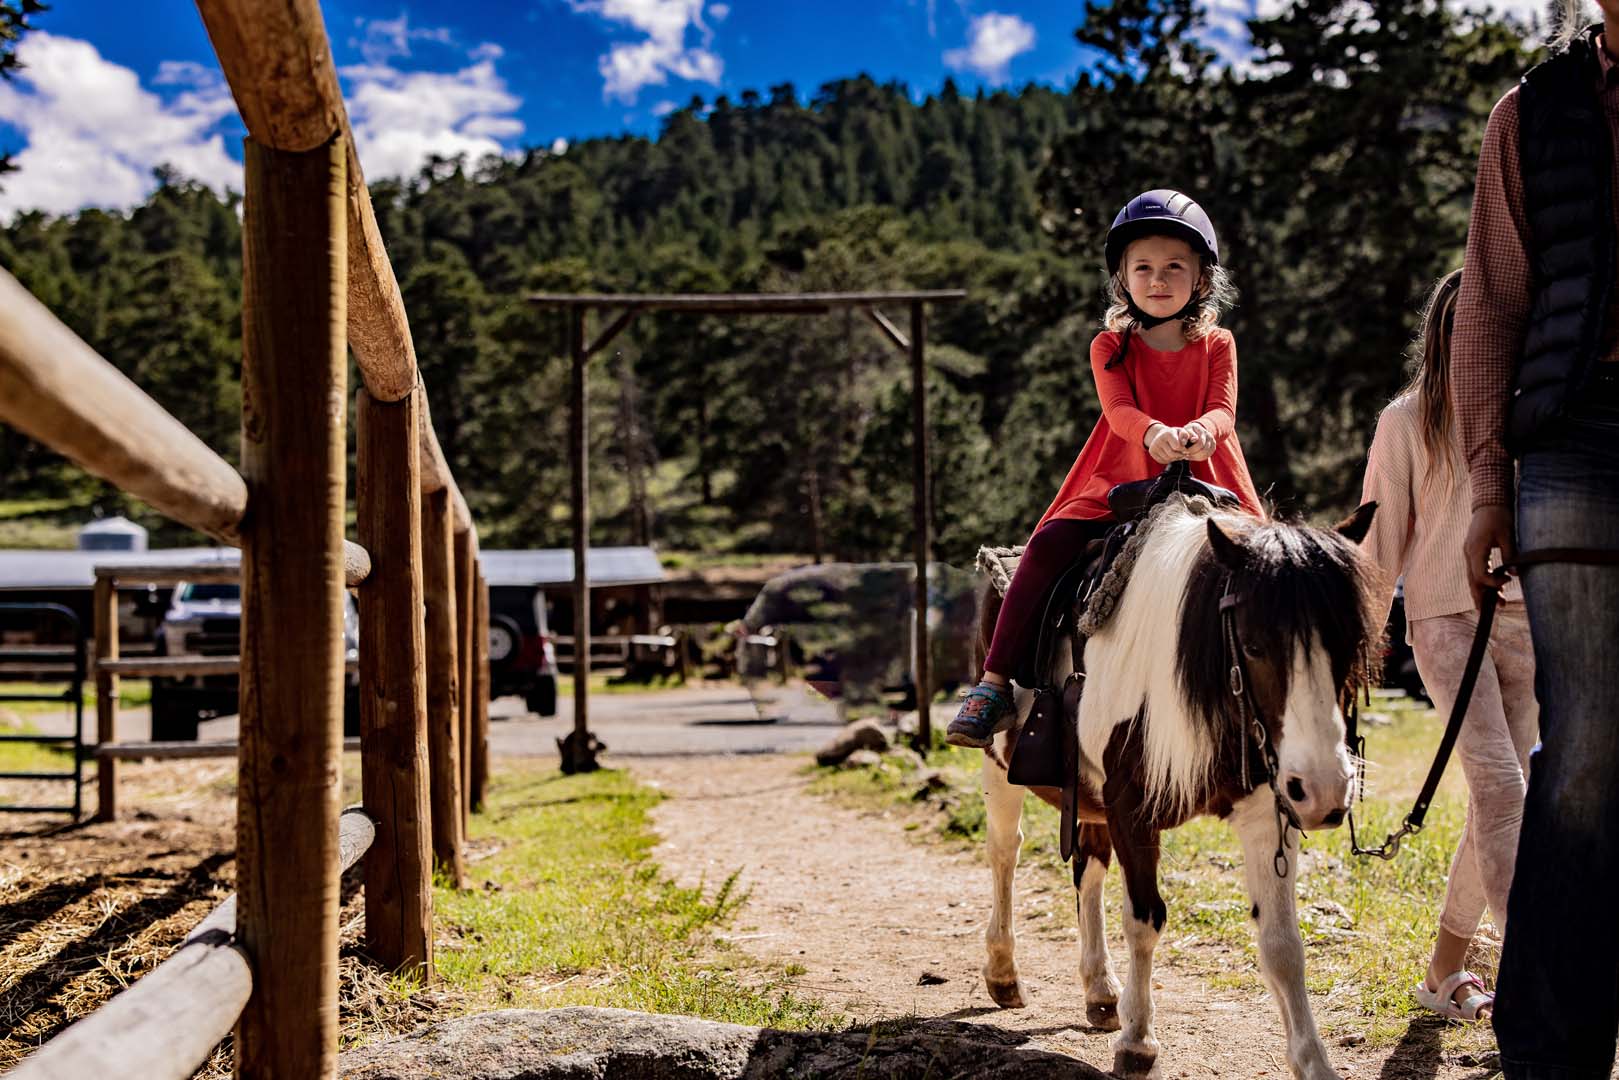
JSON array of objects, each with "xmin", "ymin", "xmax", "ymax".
[{"xmin": 0, "ymin": 0, "xmax": 1540, "ymax": 220}]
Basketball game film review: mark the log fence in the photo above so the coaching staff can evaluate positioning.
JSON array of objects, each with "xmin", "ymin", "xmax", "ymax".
[{"xmin": 0, "ymin": 0, "xmax": 492, "ymax": 1075}]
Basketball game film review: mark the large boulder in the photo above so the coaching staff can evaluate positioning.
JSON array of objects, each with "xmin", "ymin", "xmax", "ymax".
[{"xmin": 340, "ymin": 1006, "xmax": 1108, "ymax": 1079}]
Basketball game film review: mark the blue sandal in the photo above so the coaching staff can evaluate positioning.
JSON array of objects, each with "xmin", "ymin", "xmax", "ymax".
[{"xmin": 946, "ymin": 682, "xmax": 1017, "ymax": 748}]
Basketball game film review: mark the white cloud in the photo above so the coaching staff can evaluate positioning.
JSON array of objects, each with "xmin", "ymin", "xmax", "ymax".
[
  {"xmin": 350, "ymin": 13, "xmax": 457, "ymax": 66},
  {"xmin": 571, "ymin": 0, "xmax": 724, "ymax": 103},
  {"xmin": 0, "ymin": 32, "xmax": 241, "ymax": 221},
  {"xmin": 709, "ymin": 3, "xmax": 730, "ymax": 19},
  {"xmin": 943, "ymin": 12, "xmax": 1036, "ymax": 82},
  {"xmin": 651, "ymin": 99, "xmax": 678, "ymax": 116},
  {"xmin": 341, "ymin": 57, "xmax": 524, "ymax": 179}
]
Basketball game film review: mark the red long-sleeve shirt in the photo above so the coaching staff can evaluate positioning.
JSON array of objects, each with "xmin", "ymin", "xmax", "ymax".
[
  {"xmin": 1035, "ymin": 328, "xmax": 1263, "ymax": 529},
  {"xmin": 1453, "ymin": 40, "xmax": 1619, "ymax": 510}
]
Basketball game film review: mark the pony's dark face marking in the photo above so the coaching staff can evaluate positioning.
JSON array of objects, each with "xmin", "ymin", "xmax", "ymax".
[{"xmin": 1179, "ymin": 508, "xmax": 1380, "ymax": 830}]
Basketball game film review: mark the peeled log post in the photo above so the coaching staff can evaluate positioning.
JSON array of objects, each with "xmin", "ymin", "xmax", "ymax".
[
  {"xmin": 195, "ymin": 0, "xmax": 472, "ymax": 539},
  {"xmin": 356, "ymin": 387, "xmax": 433, "ymax": 979},
  {"xmin": 421, "ymin": 489, "xmax": 465, "ymax": 887},
  {"xmin": 93, "ymin": 576, "xmax": 118, "ymax": 822},
  {"xmin": 454, "ymin": 529, "xmax": 474, "ymax": 836},
  {"xmin": 234, "ymin": 135, "xmax": 349, "ymax": 1080},
  {"xmin": 470, "ymin": 567, "xmax": 490, "ymax": 813},
  {"xmin": 909, "ymin": 300, "xmax": 932, "ymax": 753}
]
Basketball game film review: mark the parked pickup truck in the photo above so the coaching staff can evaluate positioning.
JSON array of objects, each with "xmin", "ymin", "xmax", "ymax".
[{"xmin": 149, "ymin": 582, "xmax": 361, "ymax": 741}]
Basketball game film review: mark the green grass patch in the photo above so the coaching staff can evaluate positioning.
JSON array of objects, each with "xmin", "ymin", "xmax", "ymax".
[
  {"xmin": 552, "ymin": 672, "xmax": 690, "ymax": 697},
  {"xmin": 435, "ymin": 765, "xmax": 838, "ymax": 1029},
  {"xmin": 0, "ymin": 680, "xmax": 150, "ymax": 715},
  {"xmin": 0, "ymin": 719, "xmax": 74, "ymax": 775},
  {"xmin": 810, "ymin": 696, "xmax": 1495, "ymax": 1059}
]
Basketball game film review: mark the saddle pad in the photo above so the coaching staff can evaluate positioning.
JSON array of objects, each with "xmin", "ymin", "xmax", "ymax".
[
  {"xmin": 975, "ymin": 545, "xmax": 1024, "ymax": 599},
  {"xmin": 975, "ymin": 494, "xmax": 1222, "ymax": 631}
]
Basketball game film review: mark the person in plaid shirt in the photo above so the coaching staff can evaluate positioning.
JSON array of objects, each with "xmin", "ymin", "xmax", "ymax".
[{"xmin": 1453, "ymin": 5, "xmax": 1619, "ymax": 1076}]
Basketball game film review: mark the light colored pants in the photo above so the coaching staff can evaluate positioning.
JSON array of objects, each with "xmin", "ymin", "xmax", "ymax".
[{"xmin": 1410, "ymin": 605, "xmax": 1538, "ymax": 940}]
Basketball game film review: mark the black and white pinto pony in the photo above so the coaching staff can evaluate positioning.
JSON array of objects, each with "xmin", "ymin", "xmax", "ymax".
[{"xmin": 979, "ymin": 497, "xmax": 1380, "ymax": 1080}]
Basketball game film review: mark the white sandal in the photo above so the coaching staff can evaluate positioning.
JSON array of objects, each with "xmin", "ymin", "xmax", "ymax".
[{"xmin": 1415, "ymin": 970, "xmax": 1493, "ymax": 1022}]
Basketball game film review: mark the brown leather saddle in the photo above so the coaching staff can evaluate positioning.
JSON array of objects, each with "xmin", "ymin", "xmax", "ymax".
[{"xmin": 1005, "ymin": 462, "xmax": 1239, "ymax": 859}]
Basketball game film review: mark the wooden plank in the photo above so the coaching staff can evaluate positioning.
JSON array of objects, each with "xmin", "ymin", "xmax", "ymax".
[
  {"xmin": 526, "ymin": 290, "xmax": 970, "ymax": 309},
  {"xmin": 95, "ymin": 738, "xmax": 361, "ymax": 761},
  {"xmin": 93, "ymin": 576, "xmax": 118, "ymax": 822},
  {"xmin": 356, "ymin": 387, "xmax": 433, "ymax": 979},
  {"xmin": 8, "ymin": 810, "xmax": 375, "ymax": 1080},
  {"xmin": 98, "ymin": 657, "xmax": 359, "ymax": 678},
  {"xmin": 421, "ymin": 489, "xmax": 465, "ymax": 887},
  {"xmin": 470, "ymin": 566, "xmax": 489, "ymax": 813},
  {"xmin": 233, "ymin": 134, "xmax": 349, "ymax": 1080},
  {"xmin": 454, "ymin": 529, "xmax": 474, "ymax": 834},
  {"xmin": 0, "ymin": 269, "xmax": 246, "ymax": 545}
]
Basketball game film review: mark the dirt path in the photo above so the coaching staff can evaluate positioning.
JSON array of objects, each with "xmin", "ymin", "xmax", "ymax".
[{"xmin": 635, "ymin": 753, "xmax": 1499, "ymax": 1080}]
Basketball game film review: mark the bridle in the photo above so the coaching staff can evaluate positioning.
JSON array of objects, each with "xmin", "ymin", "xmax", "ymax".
[{"xmin": 1220, "ymin": 575, "xmax": 1303, "ymax": 878}]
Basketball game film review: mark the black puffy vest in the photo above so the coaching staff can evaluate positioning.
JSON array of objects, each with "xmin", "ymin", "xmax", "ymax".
[{"xmin": 1514, "ymin": 27, "xmax": 1615, "ymax": 449}]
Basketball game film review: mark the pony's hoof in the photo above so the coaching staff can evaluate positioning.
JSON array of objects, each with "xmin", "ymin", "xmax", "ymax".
[
  {"xmin": 985, "ymin": 977, "xmax": 1028, "ymax": 1009},
  {"xmin": 1085, "ymin": 998, "xmax": 1120, "ymax": 1031},
  {"xmin": 1112, "ymin": 1044, "xmax": 1162, "ymax": 1079}
]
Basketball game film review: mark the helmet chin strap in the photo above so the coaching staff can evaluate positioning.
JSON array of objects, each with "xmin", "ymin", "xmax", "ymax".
[
  {"xmin": 1125, "ymin": 292, "xmax": 1202, "ymax": 329},
  {"xmin": 1104, "ymin": 293, "xmax": 1205, "ymax": 370}
]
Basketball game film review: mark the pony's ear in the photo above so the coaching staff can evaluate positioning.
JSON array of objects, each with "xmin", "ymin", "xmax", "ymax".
[
  {"xmin": 1334, "ymin": 501, "xmax": 1378, "ymax": 546},
  {"xmin": 1206, "ymin": 518, "xmax": 1246, "ymax": 570}
]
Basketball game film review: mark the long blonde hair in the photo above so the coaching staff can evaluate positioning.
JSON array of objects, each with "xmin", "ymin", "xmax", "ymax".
[
  {"xmin": 1401, "ymin": 268, "xmax": 1464, "ymax": 489},
  {"xmin": 1551, "ymin": 0, "xmax": 1590, "ymax": 49},
  {"xmin": 1103, "ymin": 259, "xmax": 1236, "ymax": 342}
]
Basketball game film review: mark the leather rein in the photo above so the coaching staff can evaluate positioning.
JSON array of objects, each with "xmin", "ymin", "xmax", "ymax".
[
  {"xmin": 1220, "ymin": 576, "xmax": 1303, "ymax": 878},
  {"xmin": 1347, "ymin": 546, "xmax": 1619, "ymax": 861}
]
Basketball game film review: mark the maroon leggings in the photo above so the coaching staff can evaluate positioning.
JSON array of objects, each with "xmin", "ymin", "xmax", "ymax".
[{"xmin": 983, "ymin": 517, "xmax": 1115, "ymax": 678}]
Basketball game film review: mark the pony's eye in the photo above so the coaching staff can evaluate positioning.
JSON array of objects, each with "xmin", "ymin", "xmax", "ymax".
[{"xmin": 1242, "ymin": 642, "xmax": 1265, "ymax": 659}]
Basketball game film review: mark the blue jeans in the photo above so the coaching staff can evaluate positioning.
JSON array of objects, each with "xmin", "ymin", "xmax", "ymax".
[{"xmin": 1495, "ymin": 403, "xmax": 1619, "ymax": 1080}]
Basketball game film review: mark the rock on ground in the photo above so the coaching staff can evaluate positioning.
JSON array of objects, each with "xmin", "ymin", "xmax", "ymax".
[
  {"xmin": 813, "ymin": 719, "xmax": 890, "ymax": 766},
  {"xmin": 339, "ymin": 1006, "xmax": 1108, "ymax": 1080}
]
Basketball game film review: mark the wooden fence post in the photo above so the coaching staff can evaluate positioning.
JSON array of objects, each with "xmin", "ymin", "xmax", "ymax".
[
  {"xmin": 234, "ymin": 134, "xmax": 348, "ymax": 1080},
  {"xmin": 421, "ymin": 489, "xmax": 465, "ymax": 887},
  {"xmin": 92, "ymin": 574, "xmax": 118, "ymax": 822},
  {"xmin": 470, "ymin": 566, "xmax": 490, "ymax": 812},
  {"xmin": 356, "ymin": 386, "xmax": 433, "ymax": 979},
  {"xmin": 453, "ymin": 529, "xmax": 474, "ymax": 833}
]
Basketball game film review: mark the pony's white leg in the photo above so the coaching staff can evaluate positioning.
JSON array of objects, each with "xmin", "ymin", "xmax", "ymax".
[
  {"xmin": 1107, "ymin": 812, "xmax": 1165, "ymax": 1080},
  {"xmin": 1074, "ymin": 824, "xmax": 1121, "ymax": 1030},
  {"xmin": 1232, "ymin": 792, "xmax": 1340, "ymax": 1080},
  {"xmin": 981, "ymin": 735, "xmax": 1028, "ymax": 1008}
]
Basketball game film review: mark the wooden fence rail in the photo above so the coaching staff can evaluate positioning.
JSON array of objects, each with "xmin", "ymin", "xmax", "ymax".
[
  {"xmin": 7, "ymin": 808, "xmax": 376, "ymax": 1080},
  {"xmin": 0, "ymin": 1, "xmax": 493, "ymax": 1075}
]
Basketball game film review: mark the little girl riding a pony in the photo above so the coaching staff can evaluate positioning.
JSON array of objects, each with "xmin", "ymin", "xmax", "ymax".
[{"xmin": 948, "ymin": 189, "xmax": 1263, "ymax": 748}]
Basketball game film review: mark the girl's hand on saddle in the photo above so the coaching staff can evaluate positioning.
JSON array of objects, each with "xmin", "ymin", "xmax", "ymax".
[
  {"xmin": 1145, "ymin": 423, "xmax": 1187, "ymax": 464},
  {"xmin": 1179, "ymin": 422, "xmax": 1216, "ymax": 462}
]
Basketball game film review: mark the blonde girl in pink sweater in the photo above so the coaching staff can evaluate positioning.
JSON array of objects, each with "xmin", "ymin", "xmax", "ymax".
[{"xmin": 1360, "ymin": 268, "xmax": 1537, "ymax": 1022}]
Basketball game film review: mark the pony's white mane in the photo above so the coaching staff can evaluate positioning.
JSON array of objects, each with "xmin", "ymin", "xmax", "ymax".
[{"xmin": 1077, "ymin": 501, "xmax": 1240, "ymax": 818}]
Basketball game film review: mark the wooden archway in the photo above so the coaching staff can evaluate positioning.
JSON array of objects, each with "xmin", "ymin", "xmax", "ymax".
[{"xmin": 526, "ymin": 290, "xmax": 968, "ymax": 771}]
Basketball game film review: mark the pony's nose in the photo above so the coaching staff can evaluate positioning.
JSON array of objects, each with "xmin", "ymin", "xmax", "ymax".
[{"xmin": 1283, "ymin": 774, "xmax": 1350, "ymax": 830}]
